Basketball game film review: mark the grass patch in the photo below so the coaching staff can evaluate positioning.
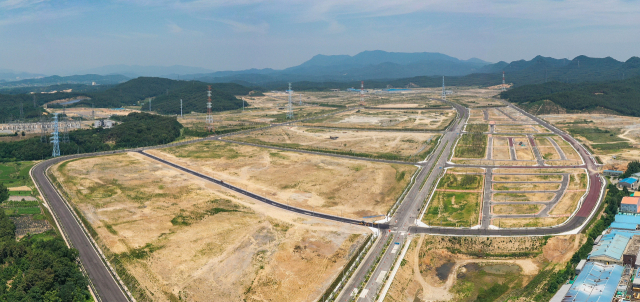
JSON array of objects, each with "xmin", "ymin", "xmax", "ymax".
[
  {"xmin": 566, "ymin": 126, "xmax": 624, "ymax": 144},
  {"xmin": 423, "ymin": 192, "xmax": 481, "ymax": 227},
  {"xmin": 437, "ymin": 173, "xmax": 482, "ymax": 190},
  {"xmin": 591, "ymin": 142, "xmax": 632, "ymax": 151},
  {"xmin": 454, "ymin": 133, "xmax": 487, "ymax": 158},
  {"xmin": 466, "ymin": 123, "xmax": 488, "ymax": 133},
  {"xmin": 170, "ymin": 199, "xmax": 244, "ymax": 226}
]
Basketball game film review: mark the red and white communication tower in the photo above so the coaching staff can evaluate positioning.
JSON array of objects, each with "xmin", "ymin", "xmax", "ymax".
[
  {"xmin": 206, "ymin": 85, "xmax": 214, "ymax": 132},
  {"xmin": 359, "ymin": 81, "xmax": 365, "ymax": 106},
  {"xmin": 502, "ymin": 71, "xmax": 506, "ymax": 92}
]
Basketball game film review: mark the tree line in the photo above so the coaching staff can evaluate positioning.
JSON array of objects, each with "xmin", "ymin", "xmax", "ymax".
[{"xmin": 0, "ymin": 112, "xmax": 182, "ymax": 162}]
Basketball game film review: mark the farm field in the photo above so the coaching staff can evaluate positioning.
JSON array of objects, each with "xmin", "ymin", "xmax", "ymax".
[
  {"xmin": 226, "ymin": 126, "xmax": 440, "ymax": 161},
  {"xmin": 51, "ymin": 152, "xmax": 369, "ymax": 302},
  {"xmin": 301, "ymin": 108, "xmax": 456, "ymax": 131},
  {"xmin": 147, "ymin": 140, "xmax": 417, "ymax": 219}
]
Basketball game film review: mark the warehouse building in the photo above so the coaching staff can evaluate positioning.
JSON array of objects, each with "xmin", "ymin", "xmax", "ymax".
[
  {"xmin": 561, "ymin": 262, "xmax": 623, "ymax": 302},
  {"xmin": 621, "ymin": 197, "xmax": 640, "ymax": 213}
]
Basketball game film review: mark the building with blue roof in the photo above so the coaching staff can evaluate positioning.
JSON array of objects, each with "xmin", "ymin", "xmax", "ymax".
[
  {"xmin": 561, "ymin": 262, "xmax": 623, "ymax": 302},
  {"xmin": 589, "ymin": 234, "xmax": 631, "ymax": 264},
  {"xmin": 619, "ymin": 177, "xmax": 639, "ymax": 190}
]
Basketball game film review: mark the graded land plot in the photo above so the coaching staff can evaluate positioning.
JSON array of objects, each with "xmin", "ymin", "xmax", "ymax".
[
  {"xmin": 47, "ymin": 107, "xmax": 139, "ymax": 120},
  {"xmin": 422, "ymin": 192, "xmax": 481, "ymax": 227},
  {"xmin": 146, "ymin": 140, "xmax": 417, "ymax": 219},
  {"xmin": 512, "ymin": 137, "xmax": 535, "ymax": 160},
  {"xmin": 567, "ymin": 172, "xmax": 588, "ymax": 190},
  {"xmin": 491, "ymin": 136, "xmax": 511, "ymax": 160},
  {"xmin": 492, "ymin": 193, "xmax": 556, "ymax": 203},
  {"xmin": 548, "ymin": 136, "xmax": 582, "ymax": 162},
  {"xmin": 226, "ymin": 126, "xmax": 440, "ymax": 162},
  {"xmin": 540, "ymin": 113, "xmax": 640, "ymax": 164},
  {"xmin": 493, "ymin": 204, "xmax": 545, "ymax": 215},
  {"xmin": 492, "ymin": 183, "xmax": 561, "ymax": 191},
  {"xmin": 465, "ymin": 123, "xmax": 488, "ymax": 133},
  {"xmin": 301, "ymin": 108, "xmax": 456, "ymax": 131},
  {"xmin": 494, "ymin": 124, "xmax": 550, "ymax": 133},
  {"xmin": 467, "ymin": 109, "xmax": 487, "ymax": 124},
  {"xmin": 495, "ymin": 217, "xmax": 567, "ymax": 228},
  {"xmin": 449, "ymin": 96, "xmax": 504, "ymax": 108},
  {"xmin": 501, "ymin": 106, "xmax": 536, "ymax": 123},
  {"xmin": 436, "ymin": 172, "xmax": 484, "ymax": 191},
  {"xmin": 383, "ymin": 235, "xmax": 568, "ymax": 302},
  {"xmin": 51, "ymin": 153, "xmax": 368, "ymax": 302},
  {"xmin": 493, "ymin": 174, "xmax": 563, "ymax": 182},
  {"xmin": 487, "ymin": 108, "xmax": 513, "ymax": 122},
  {"xmin": 549, "ymin": 191, "xmax": 585, "ymax": 216},
  {"xmin": 453, "ymin": 133, "xmax": 487, "ymax": 159},
  {"xmin": 534, "ymin": 137, "xmax": 562, "ymax": 160}
]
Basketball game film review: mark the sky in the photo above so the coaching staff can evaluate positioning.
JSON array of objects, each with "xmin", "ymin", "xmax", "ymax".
[{"xmin": 1, "ymin": 0, "xmax": 639, "ymax": 75}]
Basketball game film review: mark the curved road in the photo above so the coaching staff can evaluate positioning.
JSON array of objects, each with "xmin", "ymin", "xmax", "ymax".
[{"xmin": 29, "ymin": 98, "xmax": 604, "ymax": 302}]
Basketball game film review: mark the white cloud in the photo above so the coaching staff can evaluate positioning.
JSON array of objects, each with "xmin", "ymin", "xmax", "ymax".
[
  {"xmin": 0, "ymin": 0, "xmax": 47, "ymax": 10},
  {"xmin": 214, "ymin": 19, "xmax": 269, "ymax": 34},
  {"xmin": 167, "ymin": 21, "xmax": 183, "ymax": 33}
]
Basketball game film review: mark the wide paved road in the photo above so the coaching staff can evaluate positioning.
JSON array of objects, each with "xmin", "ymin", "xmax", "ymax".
[{"xmin": 32, "ymin": 157, "xmax": 130, "ymax": 302}]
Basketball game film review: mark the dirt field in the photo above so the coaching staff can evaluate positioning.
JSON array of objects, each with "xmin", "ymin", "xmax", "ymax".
[
  {"xmin": 492, "ymin": 193, "xmax": 556, "ymax": 202},
  {"xmin": 384, "ymin": 235, "xmax": 549, "ymax": 302},
  {"xmin": 493, "ymin": 204, "xmax": 544, "ymax": 215},
  {"xmin": 226, "ymin": 126, "xmax": 440, "ymax": 160},
  {"xmin": 52, "ymin": 153, "xmax": 369, "ymax": 302},
  {"xmin": 302, "ymin": 108, "xmax": 456, "ymax": 130},
  {"xmin": 492, "ymin": 183, "xmax": 561, "ymax": 191},
  {"xmin": 493, "ymin": 174, "xmax": 563, "ymax": 182},
  {"xmin": 47, "ymin": 107, "xmax": 138, "ymax": 120},
  {"xmin": 495, "ymin": 217, "xmax": 567, "ymax": 228},
  {"xmin": 147, "ymin": 140, "xmax": 417, "ymax": 219}
]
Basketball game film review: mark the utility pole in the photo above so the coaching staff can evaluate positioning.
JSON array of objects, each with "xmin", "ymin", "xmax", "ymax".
[
  {"xmin": 207, "ymin": 86, "xmax": 214, "ymax": 131},
  {"xmin": 149, "ymin": 99, "xmax": 152, "ymax": 112},
  {"xmin": 180, "ymin": 99, "xmax": 183, "ymax": 118},
  {"xmin": 442, "ymin": 76, "xmax": 446, "ymax": 100}
]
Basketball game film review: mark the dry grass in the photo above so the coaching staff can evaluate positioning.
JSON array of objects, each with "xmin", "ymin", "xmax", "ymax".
[
  {"xmin": 493, "ymin": 174, "xmax": 563, "ymax": 182},
  {"xmin": 302, "ymin": 108, "xmax": 456, "ymax": 130},
  {"xmin": 495, "ymin": 217, "xmax": 567, "ymax": 228},
  {"xmin": 492, "ymin": 183, "xmax": 561, "ymax": 191},
  {"xmin": 148, "ymin": 140, "xmax": 417, "ymax": 219},
  {"xmin": 492, "ymin": 193, "xmax": 556, "ymax": 203},
  {"xmin": 52, "ymin": 152, "xmax": 368, "ymax": 302},
  {"xmin": 549, "ymin": 191, "xmax": 585, "ymax": 216},
  {"xmin": 227, "ymin": 126, "xmax": 439, "ymax": 159},
  {"xmin": 493, "ymin": 204, "xmax": 544, "ymax": 215}
]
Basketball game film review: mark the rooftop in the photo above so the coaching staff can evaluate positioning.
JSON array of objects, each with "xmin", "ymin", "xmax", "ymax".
[
  {"xmin": 589, "ymin": 233, "xmax": 631, "ymax": 261},
  {"xmin": 621, "ymin": 196, "xmax": 640, "ymax": 205},
  {"xmin": 620, "ymin": 178, "xmax": 638, "ymax": 184},
  {"xmin": 614, "ymin": 214, "xmax": 640, "ymax": 225},
  {"xmin": 562, "ymin": 262, "xmax": 623, "ymax": 302},
  {"xmin": 623, "ymin": 235, "xmax": 640, "ymax": 255}
]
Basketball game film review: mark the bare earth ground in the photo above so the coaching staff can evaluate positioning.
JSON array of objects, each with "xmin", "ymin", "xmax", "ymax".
[
  {"xmin": 48, "ymin": 107, "xmax": 138, "ymax": 120},
  {"xmin": 147, "ymin": 140, "xmax": 417, "ymax": 219},
  {"xmin": 302, "ymin": 108, "xmax": 456, "ymax": 130},
  {"xmin": 52, "ymin": 153, "xmax": 369, "ymax": 302},
  {"xmin": 492, "ymin": 193, "xmax": 556, "ymax": 202},
  {"xmin": 541, "ymin": 113, "xmax": 640, "ymax": 167},
  {"xmin": 493, "ymin": 204, "xmax": 545, "ymax": 215},
  {"xmin": 384, "ymin": 235, "xmax": 584, "ymax": 302}
]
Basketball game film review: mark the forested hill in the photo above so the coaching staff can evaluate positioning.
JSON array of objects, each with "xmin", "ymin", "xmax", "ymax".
[
  {"xmin": 500, "ymin": 76, "xmax": 640, "ymax": 116},
  {"xmin": 54, "ymin": 77, "xmax": 254, "ymax": 109},
  {"xmin": 141, "ymin": 81, "xmax": 249, "ymax": 115}
]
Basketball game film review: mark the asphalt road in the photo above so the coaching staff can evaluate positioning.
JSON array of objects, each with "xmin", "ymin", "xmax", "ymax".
[{"xmin": 31, "ymin": 157, "xmax": 130, "ymax": 302}]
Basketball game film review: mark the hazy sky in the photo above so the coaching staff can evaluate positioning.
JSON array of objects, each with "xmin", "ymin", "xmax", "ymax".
[{"xmin": 1, "ymin": 0, "xmax": 639, "ymax": 75}]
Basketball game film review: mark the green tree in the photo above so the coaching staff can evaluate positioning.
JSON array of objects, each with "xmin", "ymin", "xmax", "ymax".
[{"xmin": 0, "ymin": 183, "xmax": 8, "ymax": 202}]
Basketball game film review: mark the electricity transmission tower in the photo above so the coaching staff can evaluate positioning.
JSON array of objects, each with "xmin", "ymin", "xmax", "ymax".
[
  {"xmin": 286, "ymin": 83, "xmax": 294, "ymax": 119},
  {"xmin": 51, "ymin": 113, "xmax": 60, "ymax": 157},
  {"xmin": 442, "ymin": 76, "xmax": 446, "ymax": 100}
]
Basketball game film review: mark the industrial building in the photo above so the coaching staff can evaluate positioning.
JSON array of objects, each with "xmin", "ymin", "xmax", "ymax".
[
  {"xmin": 604, "ymin": 170, "xmax": 624, "ymax": 177},
  {"xmin": 588, "ymin": 233, "xmax": 631, "ymax": 265},
  {"xmin": 560, "ymin": 262, "xmax": 623, "ymax": 302},
  {"xmin": 621, "ymin": 197, "xmax": 640, "ymax": 213},
  {"xmin": 619, "ymin": 178, "xmax": 639, "ymax": 190},
  {"xmin": 94, "ymin": 119, "xmax": 115, "ymax": 129},
  {"xmin": 611, "ymin": 214, "xmax": 640, "ymax": 231}
]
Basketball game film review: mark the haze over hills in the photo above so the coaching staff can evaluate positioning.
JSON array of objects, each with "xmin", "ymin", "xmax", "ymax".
[
  {"xmin": 0, "ymin": 69, "xmax": 45, "ymax": 82},
  {"xmin": 78, "ymin": 65, "xmax": 215, "ymax": 78}
]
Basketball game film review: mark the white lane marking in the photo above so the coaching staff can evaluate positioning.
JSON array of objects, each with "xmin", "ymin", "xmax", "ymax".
[
  {"xmin": 376, "ymin": 271, "xmax": 387, "ymax": 283},
  {"xmin": 359, "ymin": 289, "xmax": 369, "ymax": 298},
  {"xmin": 391, "ymin": 245, "xmax": 399, "ymax": 254}
]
